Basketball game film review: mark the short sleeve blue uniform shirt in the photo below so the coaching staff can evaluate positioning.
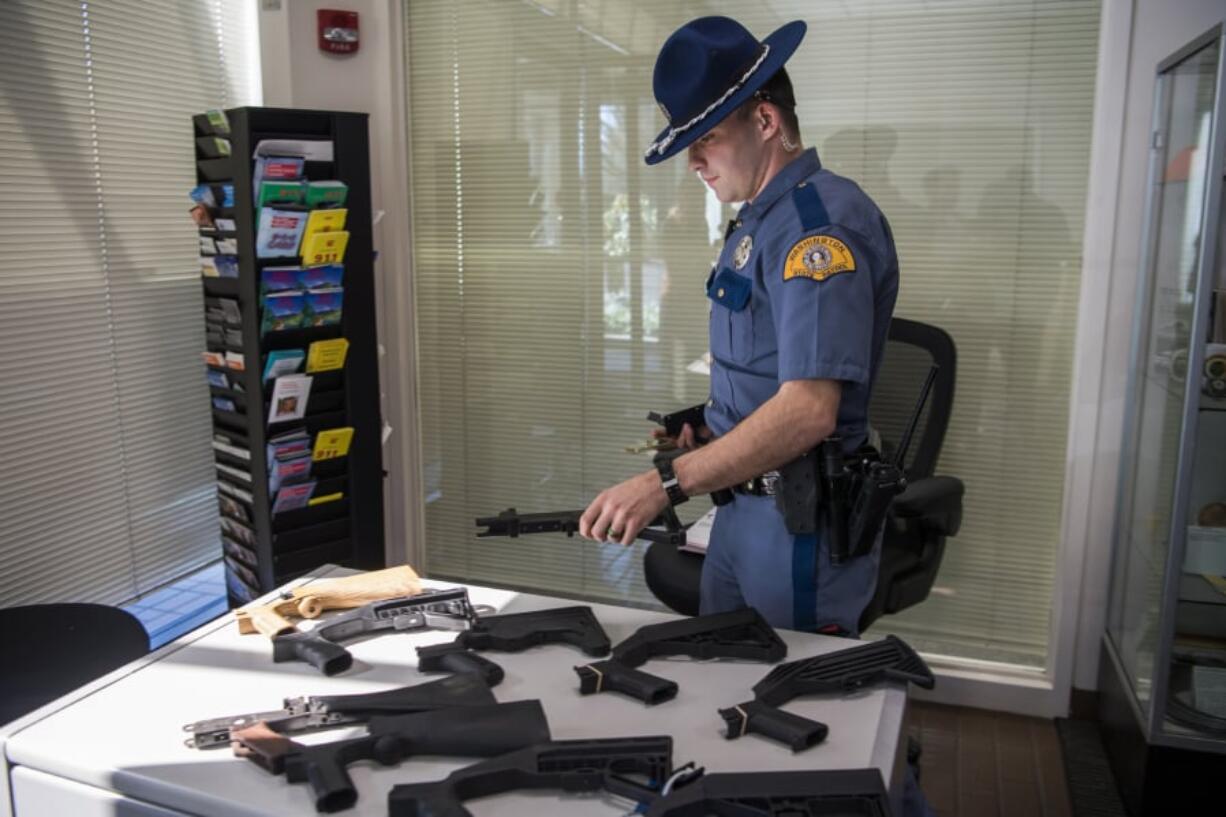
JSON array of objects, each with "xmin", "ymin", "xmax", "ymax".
[
  {"xmin": 697, "ymin": 147, "xmax": 899, "ymax": 636},
  {"xmin": 704, "ymin": 148, "xmax": 899, "ymax": 446}
]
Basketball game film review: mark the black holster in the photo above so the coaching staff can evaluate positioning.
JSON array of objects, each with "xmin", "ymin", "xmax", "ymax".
[{"xmin": 774, "ymin": 436, "xmax": 898, "ymax": 566}]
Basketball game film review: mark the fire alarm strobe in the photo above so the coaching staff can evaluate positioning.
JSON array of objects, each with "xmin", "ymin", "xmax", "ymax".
[{"xmin": 318, "ymin": 9, "xmax": 359, "ymax": 54}]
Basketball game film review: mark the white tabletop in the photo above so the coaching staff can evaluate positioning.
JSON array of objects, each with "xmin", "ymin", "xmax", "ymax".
[{"xmin": 2, "ymin": 569, "xmax": 907, "ymax": 816}]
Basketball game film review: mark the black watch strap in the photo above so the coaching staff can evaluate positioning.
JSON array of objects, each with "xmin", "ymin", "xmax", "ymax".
[{"xmin": 654, "ymin": 456, "xmax": 688, "ymax": 506}]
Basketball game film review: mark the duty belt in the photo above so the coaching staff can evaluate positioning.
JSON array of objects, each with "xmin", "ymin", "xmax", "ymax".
[{"xmin": 732, "ymin": 470, "xmax": 782, "ymax": 496}]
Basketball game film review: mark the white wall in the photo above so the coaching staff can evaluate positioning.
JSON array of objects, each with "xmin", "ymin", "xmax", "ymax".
[
  {"xmin": 1070, "ymin": 0, "xmax": 1226, "ymax": 692},
  {"xmin": 256, "ymin": 0, "xmax": 422, "ymax": 570}
]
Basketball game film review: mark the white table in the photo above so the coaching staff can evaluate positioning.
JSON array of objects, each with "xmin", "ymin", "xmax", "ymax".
[{"xmin": 1, "ymin": 569, "xmax": 910, "ymax": 816}]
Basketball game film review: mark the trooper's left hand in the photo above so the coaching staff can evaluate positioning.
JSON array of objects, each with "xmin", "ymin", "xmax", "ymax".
[{"xmin": 579, "ymin": 470, "xmax": 669, "ymax": 547}]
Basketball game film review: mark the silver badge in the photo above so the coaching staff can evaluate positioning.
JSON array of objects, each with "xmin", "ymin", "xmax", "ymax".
[
  {"xmin": 804, "ymin": 244, "xmax": 832, "ymax": 272},
  {"xmin": 733, "ymin": 235, "xmax": 753, "ymax": 270}
]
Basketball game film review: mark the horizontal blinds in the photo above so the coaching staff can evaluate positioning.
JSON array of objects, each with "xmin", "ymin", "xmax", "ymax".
[
  {"xmin": 0, "ymin": 0, "xmax": 260, "ymax": 605},
  {"xmin": 406, "ymin": 0, "xmax": 1100, "ymax": 668}
]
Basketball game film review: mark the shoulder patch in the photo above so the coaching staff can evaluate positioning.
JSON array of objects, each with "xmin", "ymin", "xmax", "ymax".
[{"xmin": 784, "ymin": 235, "xmax": 856, "ymax": 281}]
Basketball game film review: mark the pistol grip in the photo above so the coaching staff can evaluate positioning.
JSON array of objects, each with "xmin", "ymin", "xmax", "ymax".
[
  {"xmin": 575, "ymin": 660, "xmax": 678, "ymax": 705},
  {"xmin": 718, "ymin": 699, "xmax": 828, "ymax": 752},
  {"xmin": 273, "ymin": 633, "xmax": 353, "ymax": 676},
  {"xmin": 416, "ymin": 643, "xmax": 505, "ymax": 686}
]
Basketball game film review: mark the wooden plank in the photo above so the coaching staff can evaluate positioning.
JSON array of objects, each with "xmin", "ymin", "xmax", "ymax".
[
  {"xmin": 913, "ymin": 703, "xmax": 959, "ymax": 815},
  {"xmin": 958, "ymin": 706, "xmax": 1000, "ymax": 816},
  {"xmin": 1032, "ymin": 719, "xmax": 1073, "ymax": 817},
  {"xmin": 996, "ymin": 713, "xmax": 1042, "ymax": 817}
]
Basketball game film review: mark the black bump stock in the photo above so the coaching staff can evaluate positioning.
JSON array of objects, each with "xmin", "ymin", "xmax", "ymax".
[
  {"xmin": 310, "ymin": 673, "xmax": 498, "ymax": 717},
  {"xmin": 260, "ymin": 701, "xmax": 552, "ymax": 813},
  {"xmin": 575, "ymin": 608, "xmax": 787, "ymax": 705},
  {"xmin": 271, "ymin": 588, "xmax": 479, "ymax": 675},
  {"xmin": 387, "ymin": 736, "xmax": 673, "ymax": 817},
  {"xmin": 457, "ymin": 606, "xmax": 612, "ymax": 657},
  {"xmin": 719, "ymin": 635, "xmax": 934, "ymax": 752},
  {"xmin": 186, "ymin": 673, "xmax": 498, "ymax": 749},
  {"xmin": 642, "ymin": 768, "xmax": 893, "ymax": 817}
]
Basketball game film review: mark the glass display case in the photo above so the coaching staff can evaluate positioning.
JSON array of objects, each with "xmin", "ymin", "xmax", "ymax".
[{"xmin": 1102, "ymin": 18, "xmax": 1226, "ymax": 783}]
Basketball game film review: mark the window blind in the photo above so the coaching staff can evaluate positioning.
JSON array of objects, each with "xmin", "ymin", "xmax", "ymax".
[
  {"xmin": 404, "ymin": 0, "xmax": 1100, "ymax": 668},
  {"xmin": 0, "ymin": 0, "xmax": 260, "ymax": 605}
]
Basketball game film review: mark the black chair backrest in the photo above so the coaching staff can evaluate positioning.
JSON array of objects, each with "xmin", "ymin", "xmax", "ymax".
[
  {"xmin": 0, "ymin": 603, "xmax": 149, "ymax": 726},
  {"xmin": 868, "ymin": 317, "xmax": 956, "ymax": 480}
]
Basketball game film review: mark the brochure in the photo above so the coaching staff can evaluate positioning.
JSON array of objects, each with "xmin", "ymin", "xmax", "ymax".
[
  {"xmin": 299, "ymin": 264, "xmax": 344, "ymax": 289},
  {"xmin": 254, "ymin": 139, "xmax": 333, "ymax": 162},
  {"xmin": 304, "ymin": 180, "xmax": 348, "ymax": 208},
  {"xmin": 261, "ymin": 291, "xmax": 307, "ymax": 334},
  {"xmin": 261, "ymin": 265, "xmax": 303, "ymax": 294},
  {"xmin": 306, "ymin": 337, "xmax": 349, "ymax": 372},
  {"xmin": 215, "ymin": 462, "xmax": 253, "ymax": 485},
  {"xmin": 217, "ymin": 479, "xmax": 254, "ymax": 505},
  {"xmin": 204, "ymin": 109, "xmax": 231, "ymax": 135},
  {"xmin": 211, "ymin": 439, "xmax": 251, "ymax": 461},
  {"xmin": 301, "ymin": 230, "xmax": 349, "ymax": 265},
  {"xmin": 252, "ymin": 155, "xmax": 304, "ymax": 199},
  {"xmin": 312, "ymin": 427, "xmax": 354, "ymax": 461},
  {"xmin": 301, "ymin": 208, "xmax": 347, "ymax": 246},
  {"xmin": 262, "ymin": 348, "xmax": 305, "ymax": 381},
  {"xmin": 269, "ymin": 452, "xmax": 312, "ymax": 494},
  {"xmin": 218, "ymin": 494, "xmax": 250, "ymax": 523},
  {"xmin": 266, "ymin": 428, "xmax": 311, "ymax": 464},
  {"xmin": 273, "ymin": 480, "xmax": 317, "ymax": 514},
  {"xmin": 268, "ymin": 373, "xmax": 313, "ymax": 424},
  {"xmin": 256, "ymin": 209, "xmax": 309, "ymax": 258},
  {"xmin": 305, "ymin": 288, "xmax": 343, "ymax": 327},
  {"xmin": 258, "ymin": 180, "xmax": 306, "ymax": 208}
]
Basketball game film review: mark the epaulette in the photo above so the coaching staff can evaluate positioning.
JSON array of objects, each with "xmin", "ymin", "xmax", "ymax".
[{"xmin": 792, "ymin": 180, "xmax": 830, "ymax": 231}]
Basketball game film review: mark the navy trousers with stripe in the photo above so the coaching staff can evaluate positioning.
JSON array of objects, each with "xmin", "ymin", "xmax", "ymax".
[{"xmin": 698, "ymin": 493, "xmax": 881, "ymax": 635}]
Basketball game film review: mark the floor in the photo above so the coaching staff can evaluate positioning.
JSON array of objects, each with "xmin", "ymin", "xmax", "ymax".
[
  {"xmin": 909, "ymin": 701, "xmax": 1073, "ymax": 817},
  {"xmin": 122, "ymin": 561, "xmax": 228, "ymax": 649}
]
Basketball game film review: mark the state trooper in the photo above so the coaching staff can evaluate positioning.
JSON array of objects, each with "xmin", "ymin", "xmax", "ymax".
[{"xmin": 578, "ymin": 16, "xmax": 899, "ymax": 638}]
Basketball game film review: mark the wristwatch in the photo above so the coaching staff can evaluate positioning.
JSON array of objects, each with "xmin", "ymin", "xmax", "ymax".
[{"xmin": 654, "ymin": 456, "xmax": 688, "ymax": 507}]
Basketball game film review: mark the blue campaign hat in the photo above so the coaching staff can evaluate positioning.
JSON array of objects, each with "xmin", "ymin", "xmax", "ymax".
[{"xmin": 644, "ymin": 17, "xmax": 807, "ymax": 166}]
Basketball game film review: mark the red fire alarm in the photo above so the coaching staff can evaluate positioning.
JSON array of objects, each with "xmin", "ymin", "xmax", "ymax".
[{"xmin": 318, "ymin": 9, "xmax": 359, "ymax": 55}]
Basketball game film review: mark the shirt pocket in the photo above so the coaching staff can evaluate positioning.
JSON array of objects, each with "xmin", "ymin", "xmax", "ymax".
[{"xmin": 707, "ymin": 267, "xmax": 754, "ymax": 364}]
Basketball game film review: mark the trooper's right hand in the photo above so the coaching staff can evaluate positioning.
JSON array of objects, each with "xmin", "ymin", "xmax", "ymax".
[{"xmin": 650, "ymin": 422, "xmax": 711, "ymax": 450}]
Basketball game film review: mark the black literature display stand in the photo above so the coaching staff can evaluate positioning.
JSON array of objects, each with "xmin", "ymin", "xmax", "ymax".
[{"xmin": 191, "ymin": 107, "xmax": 385, "ymax": 606}]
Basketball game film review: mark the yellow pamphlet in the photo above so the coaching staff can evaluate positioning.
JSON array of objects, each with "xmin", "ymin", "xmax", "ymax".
[
  {"xmin": 307, "ymin": 492, "xmax": 345, "ymax": 506},
  {"xmin": 313, "ymin": 427, "xmax": 354, "ymax": 461},
  {"xmin": 306, "ymin": 338, "xmax": 349, "ymax": 372},
  {"xmin": 300, "ymin": 208, "xmax": 347, "ymax": 249},
  {"xmin": 301, "ymin": 230, "xmax": 349, "ymax": 265}
]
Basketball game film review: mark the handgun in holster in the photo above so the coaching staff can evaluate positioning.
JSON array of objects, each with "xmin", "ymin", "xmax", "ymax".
[{"xmin": 777, "ymin": 364, "xmax": 940, "ymax": 566}]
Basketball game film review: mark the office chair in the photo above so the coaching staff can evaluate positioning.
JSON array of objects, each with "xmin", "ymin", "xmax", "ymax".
[
  {"xmin": 642, "ymin": 316, "xmax": 963, "ymax": 634},
  {"xmin": 0, "ymin": 603, "xmax": 149, "ymax": 726}
]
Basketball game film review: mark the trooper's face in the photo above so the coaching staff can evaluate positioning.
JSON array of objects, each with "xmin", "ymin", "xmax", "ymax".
[{"xmin": 686, "ymin": 112, "xmax": 765, "ymax": 204}]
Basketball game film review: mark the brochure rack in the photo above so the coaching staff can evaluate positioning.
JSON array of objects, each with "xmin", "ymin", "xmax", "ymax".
[{"xmin": 192, "ymin": 107, "xmax": 385, "ymax": 605}]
